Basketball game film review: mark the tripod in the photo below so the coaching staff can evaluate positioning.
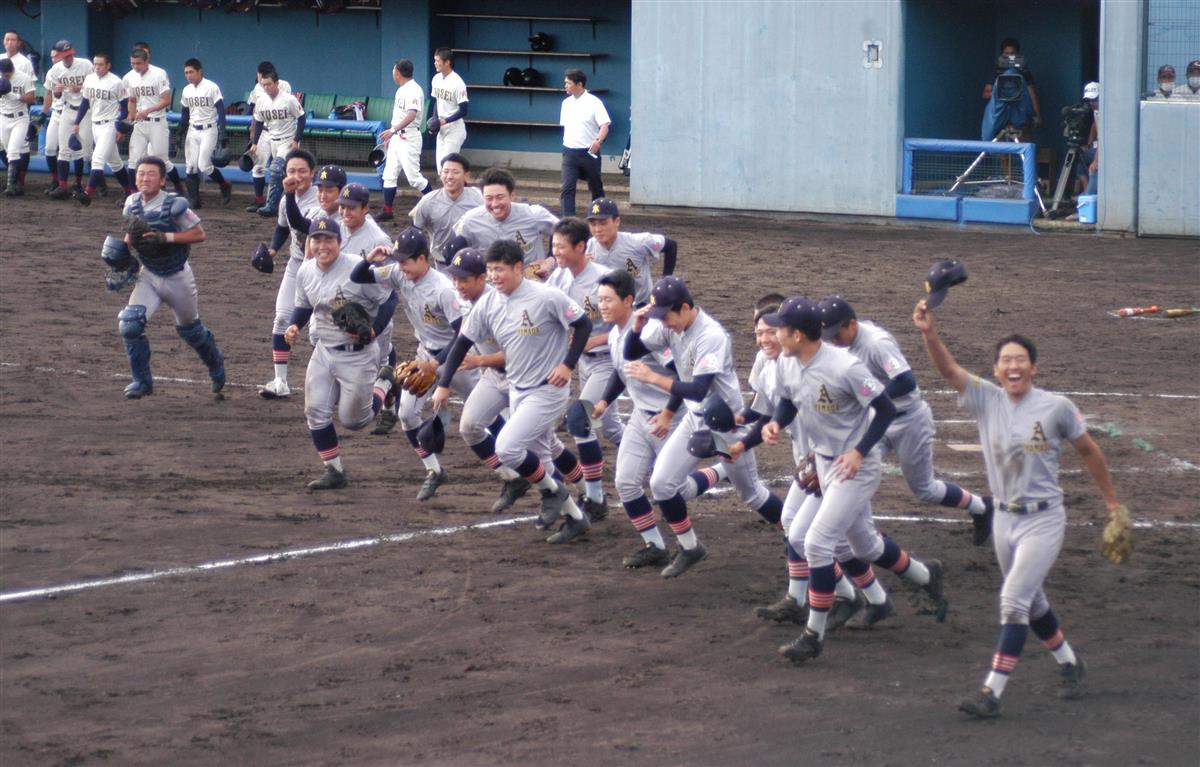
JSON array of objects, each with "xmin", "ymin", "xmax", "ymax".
[
  {"xmin": 1045, "ymin": 144, "xmax": 1081, "ymax": 218},
  {"xmin": 948, "ymin": 125, "xmax": 1047, "ymax": 214}
]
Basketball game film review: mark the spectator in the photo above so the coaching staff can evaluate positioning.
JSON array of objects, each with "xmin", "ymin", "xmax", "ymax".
[
  {"xmin": 1148, "ymin": 64, "xmax": 1178, "ymax": 99},
  {"xmin": 558, "ymin": 68, "xmax": 610, "ymax": 217},
  {"xmin": 1173, "ymin": 60, "xmax": 1200, "ymax": 100}
]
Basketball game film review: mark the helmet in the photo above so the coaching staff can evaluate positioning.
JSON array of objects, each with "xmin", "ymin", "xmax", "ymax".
[
  {"xmin": 521, "ymin": 67, "xmax": 543, "ymax": 87},
  {"xmin": 367, "ymin": 142, "xmax": 386, "ymax": 166},
  {"xmin": 211, "ymin": 144, "xmax": 232, "ymax": 168},
  {"xmin": 238, "ymin": 150, "xmax": 255, "ymax": 172},
  {"xmin": 529, "ymin": 32, "xmax": 552, "ymax": 52},
  {"xmin": 503, "ymin": 67, "xmax": 524, "ymax": 87}
]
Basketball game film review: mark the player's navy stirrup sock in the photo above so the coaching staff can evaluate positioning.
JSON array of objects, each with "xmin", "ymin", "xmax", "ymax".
[
  {"xmin": 85, "ymin": 169, "xmax": 104, "ymax": 194},
  {"xmin": 515, "ymin": 450, "xmax": 548, "ymax": 482},
  {"xmin": 383, "ymin": 186, "xmax": 396, "ymax": 208},
  {"xmin": 578, "ymin": 439, "xmax": 604, "ymax": 481},
  {"xmin": 271, "ymin": 333, "xmax": 290, "ymax": 363},
  {"xmin": 688, "ymin": 466, "xmax": 722, "ymax": 495},
  {"xmin": 47, "ymin": 154, "xmax": 58, "ymax": 182},
  {"xmin": 623, "ymin": 495, "xmax": 655, "ymax": 527},
  {"xmin": 310, "ymin": 424, "xmax": 339, "ymax": 459},
  {"xmin": 469, "ymin": 435, "xmax": 502, "ymax": 468},
  {"xmin": 487, "ymin": 414, "xmax": 506, "ymax": 437},
  {"xmin": 553, "ymin": 450, "xmax": 584, "ymax": 484},
  {"xmin": 253, "ymin": 176, "xmax": 265, "ymax": 200},
  {"xmin": 754, "ymin": 493, "xmax": 783, "ymax": 525},
  {"xmin": 991, "ymin": 623, "xmax": 1028, "ymax": 675}
]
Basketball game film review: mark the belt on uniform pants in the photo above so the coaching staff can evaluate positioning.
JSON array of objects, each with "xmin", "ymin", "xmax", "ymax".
[
  {"xmin": 514, "ymin": 377, "xmax": 550, "ymax": 392},
  {"xmin": 562, "ymin": 146, "xmax": 591, "ymax": 153},
  {"xmin": 94, "ymin": 119, "xmax": 114, "ymax": 125},
  {"xmin": 423, "ymin": 346, "xmax": 444, "ymax": 359},
  {"xmin": 583, "ymin": 350, "xmax": 605, "ymax": 358},
  {"xmin": 144, "ymin": 117, "xmax": 164, "ymax": 122},
  {"xmin": 998, "ymin": 500, "xmax": 1051, "ymax": 514},
  {"xmin": 816, "ymin": 452, "xmax": 835, "ymax": 461},
  {"xmin": 894, "ymin": 409, "xmax": 908, "ymax": 418},
  {"xmin": 2, "ymin": 111, "xmax": 28, "ymax": 118},
  {"xmin": 330, "ymin": 343, "xmax": 366, "ymax": 352},
  {"xmin": 192, "ymin": 122, "xmax": 216, "ymax": 130}
]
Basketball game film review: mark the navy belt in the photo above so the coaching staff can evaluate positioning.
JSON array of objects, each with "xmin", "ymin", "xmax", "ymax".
[
  {"xmin": 999, "ymin": 500, "xmax": 1051, "ymax": 514},
  {"xmin": 514, "ymin": 377, "xmax": 550, "ymax": 392},
  {"xmin": 583, "ymin": 350, "xmax": 605, "ymax": 358},
  {"xmin": 816, "ymin": 452, "xmax": 835, "ymax": 461},
  {"xmin": 94, "ymin": 118, "xmax": 114, "ymax": 125},
  {"xmin": 894, "ymin": 409, "xmax": 908, "ymax": 418},
  {"xmin": 192, "ymin": 122, "xmax": 216, "ymax": 130},
  {"xmin": 330, "ymin": 343, "xmax": 366, "ymax": 352},
  {"xmin": 144, "ymin": 116, "xmax": 165, "ymax": 122},
  {"xmin": 2, "ymin": 111, "xmax": 28, "ymax": 118}
]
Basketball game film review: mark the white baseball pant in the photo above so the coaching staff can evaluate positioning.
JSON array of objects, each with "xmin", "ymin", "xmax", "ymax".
[
  {"xmin": 58, "ymin": 105, "xmax": 93, "ymax": 161},
  {"xmin": 0, "ymin": 110, "xmax": 30, "ymax": 157},
  {"xmin": 993, "ymin": 504, "xmax": 1065, "ymax": 625},
  {"xmin": 496, "ymin": 382, "xmax": 570, "ymax": 470},
  {"xmin": 185, "ymin": 124, "xmax": 218, "ymax": 175},
  {"xmin": 304, "ymin": 341, "xmax": 380, "ymax": 432},
  {"xmin": 89, "ymin": 120, "xmax": 125, "ymax": 172},
  {"xmin": 129, "ymin": 118, "xmax": 172, "ymax": 168},
  {"xmin": 648, "ymin": 410, "xmax": 770, "ymax": 509},
  {"xmin": 43, "ymin": 109, "xmax": 62, "ymax": 156},
  {"xmin": 459, "ymin": 369, "xmax": 509, "ymax": 446},
  {"xmin": 435, "ymin": 120, "xmax": 465, "ymax": 169},
  {"xmin": 796, "ymin": 451, "xmax": 887, "ymax": 568},
  {"xmin": 382, "ymin": 129, "xmax": 425, "ymax": 192},
  {"xmin": 398, "ymin": 346, "xmax": 479, "ymax": 432}
]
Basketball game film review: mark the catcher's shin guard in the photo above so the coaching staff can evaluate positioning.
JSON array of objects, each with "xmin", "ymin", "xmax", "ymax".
[
  {"xmin": 176, "ymin": 319, "xmax": 225, "ymax": 374},
  {"xmin": 118, "ymin": 305, "xmax": 153, "ymax": 387}
]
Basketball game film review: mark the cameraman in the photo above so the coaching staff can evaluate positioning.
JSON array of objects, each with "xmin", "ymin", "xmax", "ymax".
[
  {"xmin": 1077, "ymin": 82, "xmax": 1099, "ymax": 196},
  {"xmin": 982, "ymin": 37, "xmax": 1043, "ymax": 140}
]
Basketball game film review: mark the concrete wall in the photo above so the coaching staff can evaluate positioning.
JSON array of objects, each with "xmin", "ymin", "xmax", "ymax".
[
  {"xmin": 1097, "ymin": 0, "xmax": 1144, "ymax": 232},
  {"xmin": 630, "ymin": 0, "xmax": 903, "ymax": 215},
  {"xmin": 1137, "ymin": 101, "xmax": 1200, "ymax": 237}
]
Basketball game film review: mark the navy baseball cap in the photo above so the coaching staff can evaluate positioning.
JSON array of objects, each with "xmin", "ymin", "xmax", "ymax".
[
  {"xmin": 762, "ymin": 295, "xmax": 823, "ymax": 338},
  {"xmin": 441, "ymin": 234, "xmax": 470, "ymax": 266},
  {"xmin": 308, "ymin": 213, "xmax": 341, "ymax": 241},
  {"xmin": 52, "ymin": 40, "xmax": 75, "ymax": 55},
  {"xmin": 392, "ymin": 226, "xmax": 430, "ymax": 260},
  {"xmin": 337, "ymin": 182, "xmax": 369, "ymax": 206},
  {"xmin": 586, "ymin": 198, "xmax": 620, "ymax": 220},
  {"xmin": 818, "ymin": 295, "xmax": 855, "ymax": 341},
  {"xmin": 314, "ymin": 164, "xmax": 347, "ymax": 188},
  {"xmin": 646, "ymin": 275, "xmax": 692, "ymax": 319},
  {"xmin": 446, "ymin": 246, "xmax": 486, "ymax": 278},
  {"xmin": 924, "ymin": 259, "xmax": 968, "ymax": 309}
]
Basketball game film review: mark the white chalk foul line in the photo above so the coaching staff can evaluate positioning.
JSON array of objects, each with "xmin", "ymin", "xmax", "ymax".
[{"xmin": 0, "ymin": 515, "xmax": 539, "ymax": 604}]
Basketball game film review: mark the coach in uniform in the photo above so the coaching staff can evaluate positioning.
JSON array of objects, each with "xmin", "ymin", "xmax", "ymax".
[
  {"xmin": 559, "ymin": 68, "xmax": 610, "ymax": 217},
  {"xmin": 378, "ymin": 57, "xmax": 431, "ymax": 221}
]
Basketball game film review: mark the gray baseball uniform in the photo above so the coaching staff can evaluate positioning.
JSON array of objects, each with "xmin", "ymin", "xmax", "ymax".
[
  {"xmin": 272, "ymin": 185, "xmax": 320, "ymax": 336},
  {"xmin": 609, "ymin": 316, "xmax": 678, "ymax": 503},
  {"xmin": 587, "ymin": 231, "xmax": 668, "ymax": 304},
  {"xmin": 454, "ymin": 202, "xmax": 558, "ymax": 264},
  {"xmin": 410, "ymin": 185, "xmax": 484, "ymax": 268}
]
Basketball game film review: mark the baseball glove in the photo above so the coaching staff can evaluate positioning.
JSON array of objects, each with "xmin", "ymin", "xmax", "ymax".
[
  {"xmin": 331, "ymin": 301, "xmax": 373, "ymax": 346},
  {"xmin": 523, "ymin": 262, "xmax": 543, "ymax": 281},
  {"xmin": 393, "ymin": 359, "xmax": 438, "ymax": 397},
  {"xmin": 1100, "ymin": 503, "xmax": 1133, "ymax": 564},
  {"xmin": 124, "ymin": 215, "xmax": 170, "ymax": 262},
  {"xmin": 795, "ymin": 452, "xmax": 822, "ymax": 496}
]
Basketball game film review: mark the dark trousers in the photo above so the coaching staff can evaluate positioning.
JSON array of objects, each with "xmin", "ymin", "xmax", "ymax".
[{"xmin": 560, "ymin": 148, "xmax": 604, "ymax": 217}]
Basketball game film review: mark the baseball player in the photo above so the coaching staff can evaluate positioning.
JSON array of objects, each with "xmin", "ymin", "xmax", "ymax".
[
  {"xmin": 547, "ymin": 217, "xmax": 623, "ymax": 519},
  {"xmin": 442, "ymin": 245, "xmax": 532, "ymax": 512},
  {"xmin": 585, "ymin": 198, "xmax": 678, "ymax": 304},
  {"xmin": 759, "ymin": 296, "xmax": 946, "ymax": 664},
  {"xmin": 0, "ymin": 58, "xmax": 35, "ymax": 196},
  {"xmin": 432, "ymin": 239, "xmax": 595, "ymax": 544},
  {"xmin": 245, "ymin": 61, "xmax": 292, "ymax": 212},
  {"xmin": 285, "ymin": 213, "xmax": 396, "ymax": 491},
  {"xmin": 124, "ymin": 47, "xmax": 186, "ymax": 196},
  {"xmin": 115, "ymin": 156, "xmax": 225, "ymax": 399},
  {"xmin": 255, "ymin": 150, "xmax": 322, "ymax": 399},
  {"xmin": 249, "ymin": 69, "xmax": 303, "ymax": 217},
  {"xmin": 454, "ymin": 167, "xmax": 558, "ymax": 278},
  {"xmin": 623, "ymin": 276, "xmax": 785, "ymax": 578},
  {"xmin": 819, "ymin": 296, "xmax": 995, "ymax": 544},
  {"xmin": 39, "ymin": 45, "xmax": 67, "ymax": 194},
  {"xmin": 428, "ymin": 47, "xmax": 468, "ymax": 169},
  {"xmin": 377, "ymin": 58, "xmax": 431, "ymax": 222},
  {"xmin": 0, "ymin": 31, "xmax": 34, "ymax": 77},
  {"xmin": 353, "ymin": 227, "xmax": 477, "ymax": 500},
  {"xmin": 178, "ymin": 58, "xmax": 233, "ymax": 209},
  {"xmin": 409, "ymin": 152, "xmax": 483, "ymax": 270},
  {"xmin": 73, "ymin": 53, "xmax": 134, "ymax": 206},
  {"xmin": 44, "ymin": 40, "xmax": 95, "ymax": 201},
  {"xmin": 914, "ymin": 300, "xmax": 1127, "ymax": 718}
]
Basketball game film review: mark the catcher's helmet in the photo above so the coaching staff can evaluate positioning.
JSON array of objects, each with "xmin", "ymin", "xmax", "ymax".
[
  {"xmin": 529, "ymin": 32, "xmax": 552, "ymax": 52},
  {"xmin": 237, "ymin": 150, "xmax": 255, "ymax": 172},
  {"xmin": 521, "ymin": 67, "xmax": 543, "ymax": 87},
  {"xmin": 367, "ymin": 142, "xmax": 386, "ymax": 166},
  {"xmin": 211, "ymin": 143, "xmax": 232, "ymax": 168},
  {"xmin": 503, "ymin": 67, "xmax": 524, "ymax": 87}
]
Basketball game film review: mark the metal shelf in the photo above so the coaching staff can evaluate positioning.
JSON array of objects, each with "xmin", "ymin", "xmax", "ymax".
[
  {"xmin": 467, "ymin": 84, "xmax": 608, "ymax": 94},
  {"xmin": 451, "ymin": 48, "xmax": 604, "ymax": 58},
  {"xmin": 437, "ymin": 14, "xmax": 603, "ymax": 23}
]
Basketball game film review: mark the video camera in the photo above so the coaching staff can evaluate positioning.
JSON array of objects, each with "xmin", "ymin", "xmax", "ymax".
[
  {"xmin": 993, "ymin": 54, "xmax": 1028, "ymax": 103},
  {"xmin": 1061, "ymin": 103, "xmax": 1091, "ymax": 149}
]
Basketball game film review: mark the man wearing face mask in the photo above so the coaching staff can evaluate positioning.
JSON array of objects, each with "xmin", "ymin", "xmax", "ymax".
[
  {"xmin": 1176, "ymin": 60, "xmax": 1200, "ymax": 100},
  {"xmin": 1148, "ymin": 64, "xmax": 1179, "ymax": 100}
]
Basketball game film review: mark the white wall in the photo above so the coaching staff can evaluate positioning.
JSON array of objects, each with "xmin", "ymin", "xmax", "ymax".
[
  {"xmin": 630, "ymin": 0, "xmax": 902, "ymax": 215},
  {"xmin": 1137, "ymin": 102, "xmax": 1200, "ymax": 237},
  {"xmin": 1097, "ymin": 0, "xmax": 1143, "ymax": 232}
]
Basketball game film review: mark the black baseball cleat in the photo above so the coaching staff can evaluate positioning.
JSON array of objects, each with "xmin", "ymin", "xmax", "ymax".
[
  {"xmin": 211, "ymin": 366, "xmax": 226, "ymax": 396},
  {"xmin": 536, "ymin": 482, "xmax": 569, "ymax": 530},
  {"xmin": 257, "ymin": 206, "xmax": 277, "ymax": 218},
  {"xmin": 375, "ymin": 210, "xmax": 394, "ymax": 222},
  {"xmin": 72, "ymin": 188, "xmax": 92, "ymax": 206},
  {"xmin": 307, "ymin": 465, "xmax": 348, "ymax": 491},
  {"xmin": 245, "ymin": 201, "xmax": 263, "ymax": 213},
  {"xmin": 972, "ymin": 497, "xmax": 995, "ymax": 546},
  {"xmin": 661, "ymin": 542, "xmax": 708, "ymax": 578},
  {"xmin": 220, "ymin": 184, "xmax": 233, "ymax": 206},
  {"xmin": 779, "ymin": 629, "xmax": 823, "ymax": 664},
  {"xmin": 416, "ymin": 468, "xmax": 448, "ymax": 501},
  {"xmin": 921, "ymin": 560, "xmax": 949, "ymax": 622},
  {"xmin": 846, "ymin": 595, "xmax": 896, "ymax": 630},
  {"xmin": 1057, "ymin": 656, "xmax": 1087, "ymax": 700},
  {"xmin": 123, "ymin": 380, "xmax": 153, "ymax": 399},
  {"xmin": 3, "ymin": 183, "xmax": 23, "ymax": 197},
  {"xmin": 371, "ymin": 408, "xmax": 398, "ymax": 435},
  {"xmin": 623, "ymin": 543, "xmax": 670, "ymax": 569},
  {"xmin": 48, "ymin": 185, "xmax": 71, "ymax": 200},
  {"xmin": 754, "ymin": 594, "xmax": 808, "ymax": 624},
  {"xmin": 581, "ymin": 497, "xmax": 609, "ymax": 521},
  {"xmin": 546, "ymin": 512, "xmax": 590, "ymax": 544},
  {"xmin": 491, "ymin": 478, "xmax": 530, "ymax": 513},
  {"xmin": 958, "ymin": 687, "xmax": 1001, "ymax": 718},
  {"xmin": 825, "ymin": 591, "xmax": 866, "ymax": 632}
]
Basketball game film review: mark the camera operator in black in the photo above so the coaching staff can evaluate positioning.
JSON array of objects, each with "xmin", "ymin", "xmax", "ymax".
[{"xmin": 981, "ymin": 37, "xmax": 1042, "ymax": 141}]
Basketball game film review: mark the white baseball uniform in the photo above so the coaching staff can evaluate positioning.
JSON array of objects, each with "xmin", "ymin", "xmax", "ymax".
[
  {"xmin": 80, "ymin": 70, "xmax": 127, "ymax": 172},
  {"xmin": 123, "ymin": 63, "xmax": 173, "ymax": 169},
  {"xmin": 0, "ymin": 69, "xmax": 34, "ymax": 158},
  {"xmin": 383, "ymin": 79, "xmax": 425, "ymax": 192},
  {"xmin": 46, "ymin": 57, "xmax": 94, "ymax": 162},
  {"xmin": 180, "ymin": 77, "xmax": 223, "ymax": 175},
  {"xmin": 430, "ymin": 69, "xmax": 467, "ymax": 167},
  {"xmin": 252, "ymin": 89, "xmax": 303, "ymax": 163},
  {"xmin": 0, "ymin": 51, "xmax": 34, "ymax": 78},
  {"xmin": 249, "ymin": 79, "xmax": 291, "ymax": 178}
]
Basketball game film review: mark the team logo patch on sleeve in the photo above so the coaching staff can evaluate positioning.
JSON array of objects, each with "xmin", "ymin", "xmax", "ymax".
[
  {"xmin": 565, "ymin": 303, "xmax": 581, "ymax": 320},
  {"xmin": 883, "ymin": 358, "xmax": 900, "ymax": 374},
  {"xmin": 858, "ymin": 376, "xmax": 881, "ymax": 397}
]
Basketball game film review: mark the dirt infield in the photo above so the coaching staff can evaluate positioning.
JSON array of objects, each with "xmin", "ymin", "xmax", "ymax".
[{"xmin": 1, "ymin": 181, "xmax": 1197, "ymax": 766}]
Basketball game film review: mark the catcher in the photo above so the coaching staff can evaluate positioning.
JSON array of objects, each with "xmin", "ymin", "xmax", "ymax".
[
  {"xmin": 913, "ymin": 298, "xmax": 1130, "ymax": 720},
  {"xmin": 109, "ymin": 156, "xmax": 225, "ymax": 400},
  {"xmin": 351, "ymin": 227, "xmax": 480, "ymax": 501}
]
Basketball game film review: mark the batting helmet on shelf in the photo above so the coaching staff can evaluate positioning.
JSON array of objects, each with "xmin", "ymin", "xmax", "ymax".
[
  {"xmin": 503, "ymin": 67, "xmax": 524, "ymax": 86},
  {"xmin": 521, "ymin": 67, "xmax": 543, "ymax": 87},
  {"xmin": 367, "ymin": 142, "xmax": 386, "ymax": 166},
  {"xmin": 529, "ymin": 32, "xmax": 552, "ymax": 52},
  {"xmin": 211, "ymin": 143, "xmax": 232, "ymax": 168},
  {"xmin": 237, "ymin": 149, "xmax": 255, "ymax": 172}
]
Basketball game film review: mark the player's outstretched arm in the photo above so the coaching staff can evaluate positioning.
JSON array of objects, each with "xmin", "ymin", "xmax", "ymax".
[{"xmin": 913, "ymin": 299, "xmax": 969, "ymax": 394}]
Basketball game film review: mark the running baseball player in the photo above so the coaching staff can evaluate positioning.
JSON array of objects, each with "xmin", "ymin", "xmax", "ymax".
[
  {"xmin": 285, "ymin": 212, "xmax": 396, "ymax": 490},
  {"xmin": 73, "ymin": 53, "xmax": 134, "ymax": 206},
  {"xmin": 914, "ymin": 300, "xmax": 1127, "ymax": 718},
  {"xmin": 585, "ymin": 198, "xmax": 678, "ymax": 304},
  {"xmin": 124, "ymin": 47, "xmax": 186, "ymax": 196},
  {"xmin": 432, "ymin": 239, "xmax": 594, "ymax": 544},
  {"xmin": 428, "ymin": 47, "xmax": 468, "ymax": 169},
  {"xmin": 44, "ymin": 40, "xmax": 95, "ymax": 201},
  {"xmin": 245, "ymin": 61, "xmax": 292, "ymax": 212},
  {"xmin": 548, "ymin": 217, "xmax": 623, "ymax": 519},
  {"xmin": 0, "ymin": 57, "xmax": 34, "ymax": 196},
  {"xmin": 378, "ymin": 58, "xmax": 431, "ymax": 221},
  {"xmin": 623, "ymin": 276, "xmax": 785, "ymax": 577},
  {"xmin": 442, "ymin": 245, "xmax": 531, "ymax": 512},
  {"xmin": 249, "ymin": 69, "xmax": 303, "ymax": 217},
  {"xmin": 759, "ymin": 296, "xmax": 946, "ymax": 664},
  {"xmin": 112, "ymin": 156, "xmax": 225, "ymax": 400},
  {"xmin": 409, "ymin": 153, "xmax": 483, "ymax": 270},
  {"xmin": 454, "ymin": 167, "xmax": 558, "ymax": 278},
  {"xmin": 819, "ymin": 295, "xmax": 994, "ymax": 543},
  {"xmin": 178, "ymin": 58, "xmax": 233, "ymax": 209},
  {"xmin": 353, "ymin": 227, "xmax": 478, "ymax": 500}
]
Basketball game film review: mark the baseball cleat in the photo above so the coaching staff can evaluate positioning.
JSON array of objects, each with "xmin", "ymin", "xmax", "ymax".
[
  {"xmin": 972, "ymin": 497, "xmax": 995, "ymax": 546},
  {"xmin": 123, "ymin": 380, "xmax": 153, "ymax": 399},
  {"xmin": 258, "ymin": 378, "xmax": 291, "ymax": 399},
  {"xmin": 307, "ymin": 465, "xmax": 347, "ymax": 491},
  {"xmin": 825, "ymin": 592, "xmax": 867, "ymax": 632},
  {"xmin": 375, "ymin": 210, "xmax": 394, "ymax": 222},
  {"xmin": 245, "ymin": 201, "xmax": 263, "ymax": 212},
  {"xmin": 779, "ymin": 629, "xmax": 823, "ymax": 664},
  {"xmin": 220, "ymin": 184, "xmax": 233, "ymax": 206},
  {"xmin": 958, "ymin": 687, "xmax": 1001, "ymax": 718},
  {"xmin": 371, "ymin": 408, "xmax": 398, "ymax": 435},
  {"xmin": 921, "ymin": 560, "xmax": 949, "ymax": 622},
  {"xmin": 754, "ymin": 594, "xmax": 808, "ymax": 624},
  {"xmin": 846, "ymin": 595, "xmax": 896, "ymax": 630},
  {"xmin": 622, "ymin": 543, "xmax": 670, "ymax": 569},
  {"xmin": 416, "ymin": 468, "xmax": 448, "ymax": 501},
  {"xmin": 581, "ymin": 497, "xmax": 609, "ymax": 522},
  {"xmin": 257, "ymin": 206, "xmax": 277, "ymax": 218},
  {"xmin": 48, "ymin": 185, "xmax": 71, "ymax": 200},
  {"xmin": 661, "ymin": 542, "xmax": 708, "ymax": 578},
  {"xmin": 3, "ymin": 183, "xmax": 22, "ymax": 197},
  {"xmin": 491, "ymin": 478, "xmax": 530, "ymax": 513},
  {"xmin": 536, "ymin": 481, "xmax": 569, "ymax": 530},
  {"xmin": 1057, "ymin": 657, "xmax": 1087, "ymax": 700},
  {"xmin": 72, "ymin": 187, "xmax": 91, "ymax": 206},
  {"xmin": 546, "ymin": 512, "xmax": 590, "ymax": 544},
  {"xmin": 44, "ymin": 182, "xmax": 59, "ymax": 196}
]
